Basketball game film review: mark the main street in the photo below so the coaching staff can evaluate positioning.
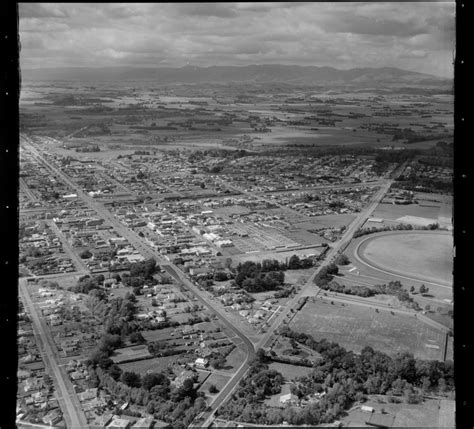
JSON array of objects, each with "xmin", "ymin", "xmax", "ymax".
[
  {"xmin": 24, "ymin": 136, "xmax": 393, "ymax": 427},
  {"xmin": 19, "ymin": 279, "xmax": 88, "ymax": 428},
  {"xmin": 200, "ymin": 178, "xmax": 392, "ymax": 426},
  {"xmin": 24, "ymin": 138, "xmax": 256, "ymax": 423}
]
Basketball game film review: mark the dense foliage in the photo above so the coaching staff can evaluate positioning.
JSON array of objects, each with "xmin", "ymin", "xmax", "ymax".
[
  {"xmin": 234, "ymin": 261, "xmax": 285, "ymax": 292},
  {"xmin": 318, "ymin": 280, "xmax": 421, "ymax": 310},
  {"xmin": 392, "ymin": 176, "xmax": 452, "ymax": 194},
  {"xmin": 122, "ymin": 258, "xmax": 159, "ymax": 288},
  {"xmin": 218, "ymin": 329, "xmax": 454, "ymax": 426},
  {"xmin": 313, "ymin": 263, "xmax": 339, "ymax": 287},
  {"xmin": 353, "ymin": 222, "xmax": 440, "ymax": 239},
  {"xmin": 89, "ymin": 366, "xmax": 206, "ymax": 429}
]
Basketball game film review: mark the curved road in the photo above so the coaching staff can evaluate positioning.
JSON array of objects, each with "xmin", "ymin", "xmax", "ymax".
[
  {"xmin": 24, "ymin": 137, "xmax": 394, "ymax": 427},
  {"xmin": 24, "ymin": 138, "xmax": 256, "ymax": 425}
]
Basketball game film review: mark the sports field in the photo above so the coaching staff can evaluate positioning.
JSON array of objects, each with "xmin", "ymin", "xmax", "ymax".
[
  {"xmin": 358, "ymin": 231, "xmax": 452, "ymax": 285},
  {"xmin": 290, "ymin": 299, "xmax": 446, "ymax": 361}
]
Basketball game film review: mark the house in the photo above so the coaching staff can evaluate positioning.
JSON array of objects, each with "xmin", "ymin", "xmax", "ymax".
[
  {"xmin": 108, "ymin": 416, "xmax": 132, "ymax": 428},
  {"xmin": 279, "ymin": 393, "xmax": 298, "ymax": 405},
  {"xmin": 93, "ymin": 413, "xmax": 113, "ymax": 428},
  {"xmin": 42, "ymin": 409, "xmax": 62, "ymax": 426},
  {"xmin": 173, "ymin": 370, "xmax": 195, "ymax": 388},
  {"xmin": 131, "ymin": 417, "xmax": 154, "ymax": 428},
  {"xmin": 78, "ymin": 388, "xmax": 97, "ymax": 402},
  {"xmin": 361, "ymin": 405, "xmax": 375, "ymax": 413},
  {"xmin": 195, "ymin": 357, "xmax": 208, "ymax": 368}
]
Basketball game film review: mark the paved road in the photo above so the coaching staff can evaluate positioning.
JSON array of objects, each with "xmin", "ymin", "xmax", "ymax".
[
  {"xmin": 23, "ymin": 136, "xmax": 392, "ymax": 427},
  {"xmin": 255, "ymin": 181, "xmax": 393, "ymax": 350},
  {"xmin": 47, "ymin": 220, "xmax": 90, "ymax": 273},
  {"xmin": 24, "ymin": 138, "xmax": 256, "ymax": 425},
  {"xmin": 19, "ymin": 279, "xmax": 88, "ymax": 428}
]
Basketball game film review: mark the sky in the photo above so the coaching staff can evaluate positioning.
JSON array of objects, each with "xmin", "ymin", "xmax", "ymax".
[{"xmin": 19, "ymin": 2, "xmax": 455, "ymax": 78}]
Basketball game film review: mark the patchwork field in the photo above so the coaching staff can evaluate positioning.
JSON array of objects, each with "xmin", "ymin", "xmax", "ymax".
[
  {"xmin": 357, "ymin": 231, "xmax": 452, "ymax": 286},
  {"xmin": 290, "ymin": 299, "xmax": 447, "ymax": 361}
]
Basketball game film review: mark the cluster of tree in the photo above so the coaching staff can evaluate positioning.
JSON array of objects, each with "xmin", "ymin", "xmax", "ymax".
[
  {"xmin": 233, "ymin": 257, "xmax": 314, "ymax": 292},
  {"xmin": 25, "ymin": 246, "xmax": 46, "ymax": 258},
  {"xmin": 328, "ymin": 200, "xmax": 345, "ymax": 210},
  {"xmin": 392, "ymin": 176, "xmax": 452, "ymax": 194},
  {"xmin": 372, "ymin": 149, "xmax": 417, "ymax": 175},
  {"xmin": 147, "ymin": 341, "xmax": 187, "ymax": 358},
  {"xmin": 319, "ymin": 280, "xmax": 421, "ymax": 310},
  {"xmin": 418, "ymin": 156, "xmax": 453, "ymax": 169},
  {"xmin": 274, "ymin": 286, "xmax": 296, "ymax": 299},
  {"xmin": 235, "ymin": 262, "xmax": 285, "ymax": 292},
  {"xmin": 213, "ymin": 271, "xmax": 231, "ymax": 282},
  {"xmin": 90, "ymin": 366, "xmax": 206, "ymax": 429},
  {"xmin": 85, "ymin": 290, "xmax": 139, "ymax": 338},
  {"xmin": 122, "ymin": 258, "xmax": 159, "ymax": 288},
  {"xmin": 87, "ymin": 333, "xmax": 124, "ymax": 371},
  {"xmin": 334, "ymin": 253, "xmax": 350, "ymax": 265},
  {"xmin": 76, "ymin": 145, "xmax": 100, "ymax": 152},
  {"xmin": 79, "ymin": 249, "xmax": 93, "ymax": 259},
  {"xmin": 219, "ymin": 328, "xmax": 454, "ymax": 426},
  {"xmin": 313, "ymin": 263, "xmax": 339, "ymax": 287},
  {"xmin": 70, "ymin": 274, "xmax": 105, "ymax": 294},
  {"xmin": 353, "ymin": 222, "xmax": 440, "ymax": 239},
  {"xmin": 217, "ymin": 357, "xmax": 285, "ymax": 424}
]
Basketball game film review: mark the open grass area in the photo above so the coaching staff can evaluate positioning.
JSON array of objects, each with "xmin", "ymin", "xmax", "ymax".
[
  {"xmin": 199, "ymin": 372, "xmax": 231, "ymax": 396},
  {"xmin": 110, "ymin": 345, "xmax": 152, "ymax": 363},
  {"xmin": 222, "ymin": 347, "xmax": 247, "ymax": 373},
  {"xmin": 119, "ymin": 354, "xmax": 192, "ymax": 374},
  {"xmin": 358, "ymin": 231, "xmax": 452, "ymax": 285},
  {"xmin": 268, "ymin": 362, "xmax": 313, "ymax": 380},
  {"xmin": 141, "ymin": 328, "xmax": 176, "ymax": 342},
  {"xmin": 341, "ymin": 397, "xmax": 454, "ymax": 428},
  {"xmin": 290, "ymin": 299, "xmax": 446, "ymax": 361},
  {"xmin": 372, "ymin": 202, "xmax": 443, "ymax": 222}
]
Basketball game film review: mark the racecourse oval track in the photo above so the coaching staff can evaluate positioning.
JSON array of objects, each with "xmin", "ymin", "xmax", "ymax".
[{"xmin": 354, "ymin": 230, "xmax": 453, "ymax": 287}]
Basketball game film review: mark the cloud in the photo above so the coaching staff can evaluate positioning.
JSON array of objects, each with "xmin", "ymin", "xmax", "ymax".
[
  {"xmin": 19, "ymin": 3, "xmax": 68, "ymax": 18},
  {"xmin": 172, "ymin": 3, "xmax": 239, "ymax": 18},
  {"xmin": 320, "ymin": 15, "xmax": 428, "ymax": 37},
  {"xmin": 18, "ymin": 2, "xmax": 455, "ymax": 78}
]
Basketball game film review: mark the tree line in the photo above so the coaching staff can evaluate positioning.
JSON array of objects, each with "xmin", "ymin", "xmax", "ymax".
[{"xmin": 218, "ymin": 328, "xmax": 454, "ymax": 426}]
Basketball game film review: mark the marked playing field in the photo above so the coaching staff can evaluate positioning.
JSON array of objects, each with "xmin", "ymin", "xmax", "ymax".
[{"xmin": 290, "ymin": 299, "xmax": 446, "ymax": 361}]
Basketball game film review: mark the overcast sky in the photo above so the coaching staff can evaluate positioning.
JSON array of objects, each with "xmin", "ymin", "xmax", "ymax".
[{"xmin": 19, "ymin": 2, "xmax": 455, "ymax": 78}]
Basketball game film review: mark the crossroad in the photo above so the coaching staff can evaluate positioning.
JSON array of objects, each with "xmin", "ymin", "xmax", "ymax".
[
  {"xmin": 19, "ymin": 279, "xmax": 88, "ymax": 428},
  {"xmin": 255, "ymin": 181, "xmax": 392, "ymax": 351},
  {"xmin": 22, "ymin": 136, "xmax": 394, "ymax": 427}
]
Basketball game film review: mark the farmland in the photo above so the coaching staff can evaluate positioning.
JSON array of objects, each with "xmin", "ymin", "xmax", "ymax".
[{"xmin": 290, "ymin": 299, "xmax": 448, "ymax": 361}]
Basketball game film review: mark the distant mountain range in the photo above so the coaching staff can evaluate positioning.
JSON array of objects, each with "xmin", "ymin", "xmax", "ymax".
[{"xmin": 21, "ymin": 64, "xmax": 451, "ymax": 86}]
